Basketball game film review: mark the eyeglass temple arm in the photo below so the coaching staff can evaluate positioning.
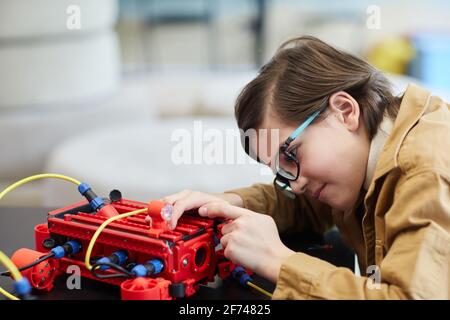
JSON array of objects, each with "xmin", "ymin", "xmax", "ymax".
[{"xmin": 288, "ymin": 109, "xmax": 321, "ymax": 141}]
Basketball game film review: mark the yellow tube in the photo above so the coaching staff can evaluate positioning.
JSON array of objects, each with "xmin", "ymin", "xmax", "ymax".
[
  {"xmin": 0, "ymin": 173, "xmax": 81, "ymax": 300},
  {"xmin": 0, "ymin": 250, "xmax": 24, "ymax": 300},
  {"xmin": 247, "ymin": 281, "xmax": 273, "ymax": 298},
  {"xmin": 0, "ymin": 173, "xmax": 81, "ymax": 202},
  {"xmin": 84, "ymin": 208, "xmax": 148, "ymax": 270}
]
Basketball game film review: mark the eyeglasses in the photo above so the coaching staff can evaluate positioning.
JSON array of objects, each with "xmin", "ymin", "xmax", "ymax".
[{"xmin": 274, "ymin": 109, "xmax": 321, "ymax": 196}]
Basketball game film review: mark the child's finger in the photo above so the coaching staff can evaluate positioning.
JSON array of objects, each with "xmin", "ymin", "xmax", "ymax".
[
  {"xmin": 220, "ymin": 221, "xmax": 232, "ymax": 235},
  {"xmin": 220, "ymin": 232, "xmax": 231, "ymax": 248},
  {"xmin": 198, "ymin": 202, "xmax": 250, "ymax": 220},
  {"xmin": 170, "ymin": 193, "xmax": 212, "ymax": 229},
  {"xmin": 162, "ymin": 189, "xmax": 190, "ymax": 205},
  {"xmin": 170, "ymin": 198, "xmax": 194, "ymax": 229},
  {"xmin": 221, "ymin": 219, "xmax": 240, "ymax": 235}
]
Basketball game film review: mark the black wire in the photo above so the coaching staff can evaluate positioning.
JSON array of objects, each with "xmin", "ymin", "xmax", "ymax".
[
  {"xmin": 90, "ymin": 261, "xmax": 134, "ymax": 279},
  {"xmin": 91, "ymin": 271, "xmax": 129, "ymax": 279},
  {"xmin": 94, "ymin": 261, "xmax": 134, "ymax": 276},
  {"xmin": 91, "ymin": 264, "xmax": 132, "ymax": 279},
  {"xmin": 0, "ymin": 252, "xmax": 55, "ymax": 277}
]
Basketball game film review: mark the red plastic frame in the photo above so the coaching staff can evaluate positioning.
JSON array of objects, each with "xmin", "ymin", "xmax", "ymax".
[{"xmin": 21, "ymin": 198, "xmax": 239, "ymax": 300}]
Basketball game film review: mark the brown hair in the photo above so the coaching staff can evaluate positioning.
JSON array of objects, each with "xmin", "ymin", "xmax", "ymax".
[{"xmin": 235, "ymin": 36, "xmax": 401, "ymax": 154}]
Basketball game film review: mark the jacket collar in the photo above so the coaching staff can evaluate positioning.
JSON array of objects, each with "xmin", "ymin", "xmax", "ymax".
[
  {"xmin": 364, "ymin": 83, "xmax": 431, "ymax": 202},
  {"xmin": 363, "ymin": 115, "xmax": 394, "ymax": 191}
]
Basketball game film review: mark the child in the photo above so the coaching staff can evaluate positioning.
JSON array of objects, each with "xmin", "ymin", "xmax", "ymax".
[{"xmin": 163, "ymin": 36, "xmax": 450, "ymax": 299}]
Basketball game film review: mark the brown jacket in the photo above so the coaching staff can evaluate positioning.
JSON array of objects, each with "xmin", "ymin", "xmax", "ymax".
[{"xmin": 226, "ymin": 84, "xmax": 450, "ymax": 299}]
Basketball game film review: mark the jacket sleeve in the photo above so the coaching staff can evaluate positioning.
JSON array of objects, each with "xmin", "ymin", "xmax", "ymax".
[
  {"xmin": 224, "ymin": 182, "xmax": 333, "ymax": 235},
  {"xmin": 272, "ymin": 171, "xmax": 450, "ymax": 299}
]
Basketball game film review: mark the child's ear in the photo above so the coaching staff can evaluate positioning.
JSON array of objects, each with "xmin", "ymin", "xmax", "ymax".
[{"xmin": 328, "ymin": 91, "xmax": 360, "ymax": 132}]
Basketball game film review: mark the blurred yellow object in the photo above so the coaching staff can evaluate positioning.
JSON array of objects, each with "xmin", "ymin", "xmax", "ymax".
[
  {"xmin": 0, "ymin": 250, "xmax": 22, "ymax": 300},
  {"xmin": 367, "ymin": 37, "xmax": 416, "ymax": 74}
]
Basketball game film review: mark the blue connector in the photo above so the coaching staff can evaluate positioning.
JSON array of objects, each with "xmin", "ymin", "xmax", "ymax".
[
  {"xmin": 77, "ymin": 183, "xmax": 91, "ymax": 195},
  {"xmin": 14, "ymin": 278, "xmax": 31, "ymax": 296},
  {"xmin": 131, "ymin": 259, "xmax": 164, "ymax": 277},
  {"xmin": 77, "ymin": 182, "xmax": 105, "ymax": 211},
  {"xmin": 65, "ymin": 240, "xmax": 82, "ymax": 255},
  {"xmin": 131, "ymin": 264, "xmax": 148, "ymax": 277},
  {"xmin": 232, "ymin": 266, "xmax": 253, "ymax": 286},
  {"xmin": 149, "ymin": 259, "xmax": 164, "ymax": 274},
  {"xmin": 90, "ymin": 197, "xmax": 105, "ymax": 211},
  {"xmin": 232, "ymin": 266, "xmax": 246, "ymax": 277},
  {"xmin": 96, "ymin": 250, "xmax": 128, "ymax": 270},
  {"xmin": 51, "ymin": 240, "xmax": 82, "ymax": 259},
  {"xmin": 96, "ymin": 257, "xmax": 110, "ymax": 270},
  {"xmin": 51, "ymin": 246, "xmax": 65, "ymax": 259},
  {"xmin": 239, "ymin": 273, "xmax": 252, "ymax": 286}
]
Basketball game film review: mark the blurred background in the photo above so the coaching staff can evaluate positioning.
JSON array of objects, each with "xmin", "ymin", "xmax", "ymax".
[{"xmin": 1, "ymin": 0, "xmax": 450, "ymax": 208}]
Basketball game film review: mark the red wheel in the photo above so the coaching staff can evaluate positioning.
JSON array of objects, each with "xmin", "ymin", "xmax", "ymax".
[{"xmin": 120, "ymin": 277, "xmax": 172, "ymax": 300}]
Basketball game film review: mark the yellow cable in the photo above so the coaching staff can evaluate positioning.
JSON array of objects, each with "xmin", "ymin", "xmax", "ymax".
[
  {"xmin": 247, "ymin": 281, "xmax": 273, "ymax": 298},
  {"xmin": 84, "ymin": 208, "xmax": 148, "ymax": 270},
  {"xmin": 0, "ymin": 173, "xmax": 81, "ymax": 202},
  {"xmin": 0, "ymin": 251, "xmax": 23, "ymax": 300},
  {"xmin": 0, "ymin": 286, "xmax": 18, "ymax": 300},
  {"xmin": 0, "ymin": 173, "xmax": 81, "ymax": 300},
  {"xmin": 0, "ymin": 251, "xmax": 22, "ymax": 281}
]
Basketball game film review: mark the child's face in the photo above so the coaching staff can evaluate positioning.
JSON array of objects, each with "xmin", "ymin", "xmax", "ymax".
[{"xmin": 255, "ymin": 92, "xmax": 370, "ymax": 211}]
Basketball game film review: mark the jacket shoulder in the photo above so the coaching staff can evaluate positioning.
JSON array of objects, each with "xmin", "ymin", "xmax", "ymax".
[{"xmin": 398, "ymin": 95, "xmax": 450, "ymax": 177}]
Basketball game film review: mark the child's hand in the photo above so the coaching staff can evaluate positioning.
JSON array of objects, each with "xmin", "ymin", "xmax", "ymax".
[
  {"xmin": 161, "ymin": 190, "xmax": 243, "ymax": 230},
  {"xmin": 198, "ymin": 202, "xmax": 295, "ymax": 283}
]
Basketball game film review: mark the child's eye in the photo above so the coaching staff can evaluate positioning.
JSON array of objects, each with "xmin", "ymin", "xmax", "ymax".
[
  {"xmin": 287, "ymin": 144, "xmax": 300, "ymax": 157},
  {"xmin": 288, "ymin": 146, "xmax": 298, "ymax": 156},
  {"xmin": 281, "ymin": 151, "xmax": 296, "ymax": 163}
]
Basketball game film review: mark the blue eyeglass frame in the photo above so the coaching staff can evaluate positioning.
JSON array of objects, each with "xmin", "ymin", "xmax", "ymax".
[{"xmin": 274, "ymin": 109, "xmax": 321, "ymax": 193}]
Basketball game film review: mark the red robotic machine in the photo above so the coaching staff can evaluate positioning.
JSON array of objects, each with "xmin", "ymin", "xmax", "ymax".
[{"xmin": 10, "ymin": 184, "xmax": 246, "ymax": 300}]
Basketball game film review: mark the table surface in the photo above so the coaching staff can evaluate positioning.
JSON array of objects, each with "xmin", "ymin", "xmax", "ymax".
[{"xmin": 0, "ymin": 207, "xmax": 354, "ymax": 300}]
